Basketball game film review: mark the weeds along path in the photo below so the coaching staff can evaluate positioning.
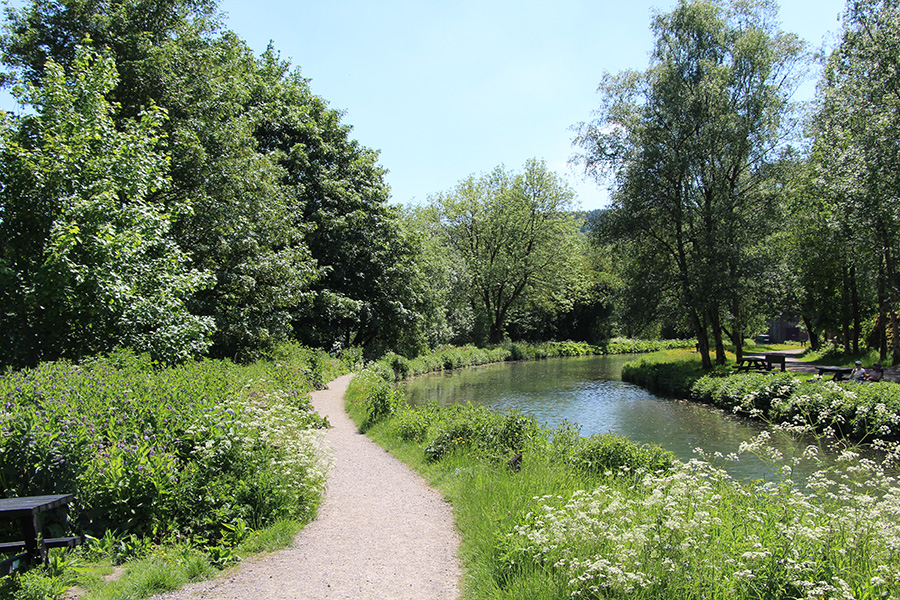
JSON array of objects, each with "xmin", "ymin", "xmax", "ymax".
[{"xmin": 153, "ymin": 374, "xmax": 462, "ymax": 600}]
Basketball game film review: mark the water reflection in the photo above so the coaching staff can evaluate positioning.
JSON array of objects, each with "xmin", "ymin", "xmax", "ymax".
[{"xmin": 402, "ymin": 355, "xmax": 827, "ymax": 481}]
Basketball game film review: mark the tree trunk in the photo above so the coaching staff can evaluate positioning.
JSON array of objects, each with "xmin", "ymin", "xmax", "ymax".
[
  {"xmin": 731, "ymin": 298, "xmax": 744, "ymax": 363},
  {"xmin": 850, "ymin": 263, "xmax": 860, "ymax": 354},
  {"xmin": 690, "ymin": 308, "xmax": 712, "ymax": 369},
  {"xmin": 875, "ymin": 221, "xmax": 900, "ymax": 363},
  {"xmin": 841, "ymin": 267, "xmax": 851, "ymax": 353},
  {"xmin": 802, "ymin": 314, "xmax": 820, "ymax": 350},
  {"xmin": 878, "ymin": 257, "xmax": 888, "ymax": 361},
  {"xmin": 710, "ymin": 308, "xmax": 726, "ymax": 366}
]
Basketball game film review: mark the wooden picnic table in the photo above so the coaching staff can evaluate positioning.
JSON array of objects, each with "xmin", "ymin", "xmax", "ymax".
[
  {"xmin": 735, "ymin": 356, "xmax": 769, "ymax": 372},
  {"xmin": 734, "ymin": 354, "xmax": 788, "ymax": 373},
  {"xmin": 0, "ymin": 494, "xmax": 81, "ymax": 575}
]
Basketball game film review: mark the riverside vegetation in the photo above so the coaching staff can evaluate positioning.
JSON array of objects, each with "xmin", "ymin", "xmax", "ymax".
[
  {"xmin": 0, "ymin": 343, "xmax": 358, "ymax": 600},
  {"xmin": 348, "ymin": 344, "xmax": 900, "ymax": 600}
]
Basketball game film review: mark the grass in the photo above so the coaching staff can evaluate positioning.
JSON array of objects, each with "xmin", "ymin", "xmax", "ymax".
[{"xmin": 348, "ymin": 349, "xmax": 900, "ymax": 600}]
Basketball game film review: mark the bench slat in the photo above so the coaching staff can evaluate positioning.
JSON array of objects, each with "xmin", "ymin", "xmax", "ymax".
[
  {"xmin": 44, "ymin": 536, "xmax": 82, "ymax": 549},
  {"xmin": 0, "ymin": 535, "xmax": 82, "ymax": 553}
]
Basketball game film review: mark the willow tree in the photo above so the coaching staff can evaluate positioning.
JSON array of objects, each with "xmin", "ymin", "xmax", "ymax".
[
  {"xmin": 574, "ymin": 0, "xmax": 803, "ymax": 368},
  {"xmin": 428, "ymin": 159, "xmax": 583, "ymax": 345}
]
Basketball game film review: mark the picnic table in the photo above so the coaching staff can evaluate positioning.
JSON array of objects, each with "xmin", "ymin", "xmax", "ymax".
[
  {"xmin": 0, "ymin": 494, "xmax": 81, "ymax": 575},
  {"xmin": 735, "ymin": 355, "xmax": 769, "ymax": 372},
  {"xmin": 734, "ymin": 354, "xmax": 788, "ymax": 373},
  {"xmin": 815, "ymin": 366, "xmax": 854, "ymax": 381}
]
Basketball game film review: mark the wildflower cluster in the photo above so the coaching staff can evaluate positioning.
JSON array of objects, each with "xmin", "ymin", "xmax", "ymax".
[
  {"xmin": 692, "ymin": 373, "xmax": 900, "ymax": 442},
  {"xmin": 0, "ymin": 348, "xmax": 335, "ymax": 542},
  {"xmin": 500, "ymin": 453, "xmax": 900, "ymax": 599}
]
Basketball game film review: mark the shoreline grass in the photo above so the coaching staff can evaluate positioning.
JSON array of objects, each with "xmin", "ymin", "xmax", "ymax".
[{"xmin": 348, "ymin": 347, "xmax": 900, "ymax": 600}]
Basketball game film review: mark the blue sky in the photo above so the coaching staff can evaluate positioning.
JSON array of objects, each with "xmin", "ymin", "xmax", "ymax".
[
  {"xmin": 3, "ymin": 1, "xmax": 848, "ymax": 210},
  {"xmin": 218, "ymin": 0, "xmax": 846, "ymax": 210}
]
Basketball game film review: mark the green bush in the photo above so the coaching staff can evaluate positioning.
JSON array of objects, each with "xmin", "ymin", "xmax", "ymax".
[
  {"xmin": 690, "ymin": 371, "xmax": 900, "ymax": 442},
  {"xmin": 570, "ymin": 433, "xmax": 676, "ymax": 476},
  {"xmin": 0, "ymin": 347, "xmax": 333, "ymax": 541},
  {"xmin": 346, "ymin": 366, "xmax": 402, "ymax": 432},
  {"xmin": 383, "ymin": 352, "xmax": 411, "ymax": 381},
  {"xmin": 392, "ymin": 403, "xmax": 440, "ymax": 443},
  {"xmin": 417, "ymin": 405, "xmax": 541, "ymax": 463},
  {"xmin": 621, "ymin": 355, "xmax": 702, "ymax": 398}
]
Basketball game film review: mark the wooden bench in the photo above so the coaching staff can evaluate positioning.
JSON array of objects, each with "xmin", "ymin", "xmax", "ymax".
[
  {"xmin": 0, "ymin": 537, "xmax": 81, "ymax": 576},
  {"xmin": 0, "ymin": 536, "xmax": 82, "ymax": 553},
  {"xmin": 815, "ymin": 366, "xmax": 853, "ymax": 381}
]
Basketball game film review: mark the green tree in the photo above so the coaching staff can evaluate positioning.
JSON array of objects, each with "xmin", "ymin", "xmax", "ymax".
[
  {"xmin": 0, "ymin": 46, "xmax": 213, "ymax": 366},
  {"xmin": 249, "ymin": 48, "xmax": 424, "ymax": 356},
  {"xmin": 810, "ymin": 0, "xmax": 900, "ymax": 362},
  {"xmin": 1, "ymin": 1, "xmax": 420, "ymax": 360},
  {"xmin": 1, "ymin": 0, "xmax": 320, "ymax": 360},
  {"xmin": 427, "ymin": 159, "xmax": 584, "ymax": 345},
  {"xmin": 574, "ymin": 0, "xmax": 803, "ymax": 368}
]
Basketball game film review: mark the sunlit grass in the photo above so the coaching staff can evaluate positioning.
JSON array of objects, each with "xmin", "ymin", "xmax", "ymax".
[{"xmin": 350, "ymin": 354, "xmax": 900, "ymax": 600}]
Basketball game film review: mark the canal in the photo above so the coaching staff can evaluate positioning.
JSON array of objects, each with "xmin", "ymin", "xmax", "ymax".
[{"xmin": 402, "ymin": 354, "xmax": 825, "ymax": 481}]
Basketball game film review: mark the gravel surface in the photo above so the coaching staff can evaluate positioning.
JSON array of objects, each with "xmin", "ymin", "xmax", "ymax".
[{"xmin": 152, "ymin": 374, "xmax": 462, "ymax": 600}]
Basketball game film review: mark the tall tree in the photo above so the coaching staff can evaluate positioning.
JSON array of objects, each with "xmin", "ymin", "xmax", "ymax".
[
  {"xmin": 574, "ymin": 0, "xmax": 803, "ymax": 368},
  {"xmin": 811, "ymin": 0, "xmax": 900, "ymax": 362},
  {"xmin": 428, "ymin": 159, "xmax": 584, "ymax": 345},
  {"xmin": 250, "ymin": 48, "xmax": 423, "ymax": 356},
  {"xmin": 1, "ymin": 0, "xmax": 319, "ymax": 360},
  {"xmin": 0, "ymin": 46, "xmax": 213, "ymax": 366},
  {"xmin": 1, "ymin": 0, "xmax": 412, "ymax": 360}
]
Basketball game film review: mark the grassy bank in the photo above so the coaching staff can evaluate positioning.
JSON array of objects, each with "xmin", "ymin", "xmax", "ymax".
[
  {"xmin": 0, "ymin": 343, "xmax": 354, "ymax": 599},
  {"xmin": 619, "ymin": 347, "xmax": 900, "ymax": 444},
  {"xmin": 346, "ymin": 347, "xmax": 900, "ymax": 600}
]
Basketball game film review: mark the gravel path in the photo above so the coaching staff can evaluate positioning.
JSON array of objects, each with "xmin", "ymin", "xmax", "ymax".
[{"xmin": 153, "ymin": 374, "xmax": 462, "ymax": 600}]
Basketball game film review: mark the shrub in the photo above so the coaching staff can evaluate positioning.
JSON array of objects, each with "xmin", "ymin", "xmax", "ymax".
[
  {"xmin": 383, "ymin": 352, "xmax": 411, "ymax": 381},
  {"xmin": 570, "ymin": 433, "xmax": 676, "ymax": 476},
  {"xmin": 392, "ymin": 403, "xmax": 440, "ymax": 443},
  {"xmin": 0, "ymin": 348, "xmax": 332, "ymax": 541},
  {"xmin": 420, "ymin": 405, "xmax": 542, "ymax": 463},
  {"xmin": 621, "ymin": 353, "xmax": 702, "ymax": 398},
  {"xmin": 691, "ymin": 371, "xmax": 900, "ymax": 443}
]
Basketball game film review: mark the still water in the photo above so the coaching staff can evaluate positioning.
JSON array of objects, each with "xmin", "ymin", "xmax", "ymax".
[{"xmin": 402, "ymin": 355, "xmax": 820, "ymax": 481}]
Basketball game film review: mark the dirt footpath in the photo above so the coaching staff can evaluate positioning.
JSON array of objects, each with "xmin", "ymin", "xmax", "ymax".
[{"xmin": 152, "ymin": 374, "xmax": 462, "ymax": 600}]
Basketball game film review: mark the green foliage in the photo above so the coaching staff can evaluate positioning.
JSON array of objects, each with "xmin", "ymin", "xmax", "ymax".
[
  {"xmin": 0, "ymin": 346, "xmax": 334, "ymax": 542},
  {"xmin": 574, "ymin": 0, "xmax": 804, "ymax": 367},
  {"xmin": 426, "ymin": 159, "xmax": 586, "ymax": 345},
  {"xmin": 809, "ymin": 0, "xmax": 900, "ymax": 361},
  {"xmin": 691, "ymin": 371, "xmax": 900, "ymax": 442},
  {"xmin": 344, "ymin": 366, "xmax": 402, "ymax": 432},
  {"xmin": 420, "ymin": 406, "xmax": 540, "ymax": 463},
  {"xmin": 0, "ymin": 45, "xmax": 213, "ymax": 367},
  {"xmin": 570, "ymin": 433, "xmax": 675, "ymax": 477},
  {"xmin": 0, "ymin": 0, "xmax": 426, "ymax": 364},
  {"xmin": 78, "ymin": 545, "xmax": 216, "ymax": 600},
  {"xmin": 620, "ymin": 349, "xmax": 708, "ymax": 398},
  {"xmin": 382, "ymin": 352, "xmax": 411, "ymax": 382},
  {"xmin": 3, "ymin": 570, "xmax": 69, "ymax": 600}
]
